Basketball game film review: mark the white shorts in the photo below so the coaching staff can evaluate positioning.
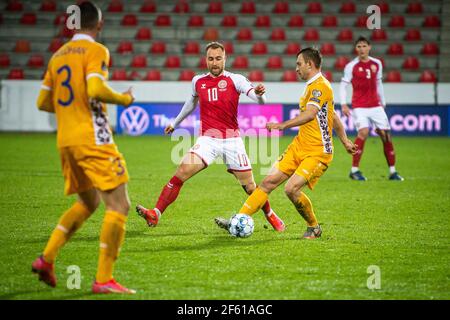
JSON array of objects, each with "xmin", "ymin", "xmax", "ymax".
[
  {"xmin": 189, "ymin": 136, "xmax": 252, "ymax": 172},
  {"xmin": 352, "ymin": 106, "xmax": 391, "ymax": 131}
]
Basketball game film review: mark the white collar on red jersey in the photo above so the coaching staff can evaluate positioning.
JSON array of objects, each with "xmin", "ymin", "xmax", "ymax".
[
  {"xmin": 71, "ymin": 33, "xmax": 95, "ymax": 43},
  {"xmin": 306, "ymin": 72, "xmax": 323, "ymax": 85}
]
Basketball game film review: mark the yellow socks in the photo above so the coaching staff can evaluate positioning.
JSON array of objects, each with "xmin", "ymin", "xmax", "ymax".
[
  {"xmin": 295, "ymin": 193, "xmax": 318, "ymax": 227},
  {"xmin": 43, "ymin": 201, "xmax": 92, "ymax": 263},
  {"xmin": 239, "ymin": 187, "xmax": 268, "ymax": 216},
  {"xmin": 96, "ymin": 210, "xmax": 127, "ymax": 284}
]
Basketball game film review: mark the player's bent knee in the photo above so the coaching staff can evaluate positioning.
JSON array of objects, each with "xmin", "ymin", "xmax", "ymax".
[{"xmin": 284, "ymin": 184, "xmax": 300, "ymax": 201}]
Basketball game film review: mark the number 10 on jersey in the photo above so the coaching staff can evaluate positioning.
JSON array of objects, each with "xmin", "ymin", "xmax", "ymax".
[{"xmin": 208, "ymin": 88, "xmax": 218, "ymax": 102}]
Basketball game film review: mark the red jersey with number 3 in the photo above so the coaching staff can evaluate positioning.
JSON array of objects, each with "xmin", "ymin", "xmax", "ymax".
[
  {"xmin": 191, "ymin": 71, "xmax": 254, "ymax": 138},
  {"xmin": 341, "ymin": 57, "xmax": 383, "ymax": 108}
]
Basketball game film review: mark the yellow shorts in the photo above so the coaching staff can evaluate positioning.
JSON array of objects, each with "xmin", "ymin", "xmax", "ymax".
[
  {"xmin": 275, "ymin": 140, "xmax": 332, "ymax": 190},
  {"xmin": 59, "ymin": 144, "xmax": 129, "ymax": 195}
]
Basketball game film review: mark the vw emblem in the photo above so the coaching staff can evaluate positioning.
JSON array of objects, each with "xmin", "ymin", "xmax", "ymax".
[{"xmin": 120, "ymin": 106, "xmax": 150, "ymax": 136}]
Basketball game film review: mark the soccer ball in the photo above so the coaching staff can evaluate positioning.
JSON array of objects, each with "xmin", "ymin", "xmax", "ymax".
[{"xmin": 228, "ymin": 213, "xmax": 254, "ymax": 238}]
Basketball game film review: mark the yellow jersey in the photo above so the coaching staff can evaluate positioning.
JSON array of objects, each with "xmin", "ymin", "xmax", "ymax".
[
  {"xmin": 297, "ymin": 72, "xmax": 334, "ymax": 156},
  {"xmin": 41, "ymin": 34, "xmax": 113, "ymax": 147}
]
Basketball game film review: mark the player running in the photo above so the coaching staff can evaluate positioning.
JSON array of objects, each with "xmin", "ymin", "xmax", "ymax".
[
  {"xmin": 340, "ymin": 36, "xmax": 404, "ymax": 181},
  {"xmin": 32, "ymin": 2, "xmax": 135, "ymax": 294},
  {"xmin": 136, "ymin": 41, "xmax": 285, "ymax": 232},
  {"xmin": 216, "ymin": 48, "xmax": 356, "ymax": 238}
]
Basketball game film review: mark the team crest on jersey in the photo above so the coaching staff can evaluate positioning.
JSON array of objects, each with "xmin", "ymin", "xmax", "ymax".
[
  {"xmin": 218, "ymin": 80, "xmax": 227, "ymax": 89},
  {"xmin": 201, "ymin": 83, "xmax": 206, "ymax": 89},
  {"xmin": 359, "ymin": 67, "xmax": 363, "ymax": 72},
  {"xmin": 371, "ymin": 64, "xmax": 377, "ymax": 73},
  {"xmin": 312, "ymin": 89, "xmax": 322, "ymax": 98}
]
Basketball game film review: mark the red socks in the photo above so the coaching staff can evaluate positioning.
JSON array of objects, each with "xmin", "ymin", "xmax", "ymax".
[
  {"xmin": 352, "ymin": 137, "xmax": 366, "ymax": 167},
  {"xmin": 155, "ymin": 176, "xmax": 184, "ymax": 214},
  {"xmin": 262, "ymin": 201, "xmax": 272, "ymax": 215},
  {"xmin": 383, "ymin": 141, "xmax": 396, "ymax": 166}
]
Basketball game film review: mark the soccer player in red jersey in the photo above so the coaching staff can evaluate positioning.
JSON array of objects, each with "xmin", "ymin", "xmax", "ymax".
[
  {"xmin": 340, "ymin": 36, "xmax": 404, "ymax": 181},
  {"xmin": 136, "ymin": 42, "xmax": 285, "ymax": 231}
]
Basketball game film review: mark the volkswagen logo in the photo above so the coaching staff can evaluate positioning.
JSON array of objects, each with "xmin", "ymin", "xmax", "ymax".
[{"xmin": 120, "ymin": 106, "xmax": 150, "ymax": 136}]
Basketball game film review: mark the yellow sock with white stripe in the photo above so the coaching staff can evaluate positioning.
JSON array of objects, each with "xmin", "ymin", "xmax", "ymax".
[
  {"xmin": 43, "ymin": 202, "xmax": 92, "ymax": 263},
  {"xmin": 96, "ymin": 210, "xmax": 127, "ymax": 284},
  {"xmin": 238, "ymin": 187, "xmax": 268, "ymax": 216}
]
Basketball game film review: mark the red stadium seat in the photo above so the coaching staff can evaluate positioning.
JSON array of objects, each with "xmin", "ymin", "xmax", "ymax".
[
  {"xmin": 323, "ymin": 71, "xmax": 333, "ymax": 82},
  {"xmin": 6, "ymin": 0, "xmax": 23, "ymax": 11},
  {"xmin": 53, "ymin": 13, "xmax": 67, "ymax": 26},
  {"xmin": 355, "ymin": 16, "xmax": 367, "ymax": 27},
  {"xmin": 248, "ymin": 70, "xmax": 264, "ymax": 82},
  {"xmin": 232, "ymin": 56, "xmax": 249, "ymax": 69},
  {"xmin": 165, "ymin": 56, "xmax": 181, "ymax": 68},
  {"xmin": 402, "ymin": 57, "xmax": 419, "ymax": 70},
  {"xmin": 251, "ymin": 42, "xmax": 268, "ymax": 55},
  {"xmin": 405, "ymin": 29, "xmax": 421, "ymax": 41},
  {"xmin": 237, "ymin": 28, "xmax": 253, "ymax": 41},
  {"xmin": 108, "ymin": 55, "xmax": 113, "ymax": 67},
  {"xmin": 174, "ymin": 0, "xmax": 189, "ymax": 13},
  {"xmin": 406, "ymin": 2, "xmax": 423, "ymax": 14},
  {"xmin": 307, "ymin": 2, "xmax": 322, "ymax": 13},
  {"xmin": 240, "ymin": 1, "xmax": 256, "ymax": 14},
  {"xmin": 184, "ymin": 41, "xmax": 200, "ymax": 54},
  {"xmin": 377, "ymin": 2, "xmax": 389, "ymax": 13},
  {"xmin": 150, "ymin": 41, "xmax": 166, "ymax": 54},
  {"xmin": 27, "ymin": 54, "xmax": 44, "ymax": 68},
  {"xmin": 107, "ymin": 0, "xmax": 123, "ymax": 12},
  {"xmin": 288, "ymin": 15, "xmax": 303, "ymax": 27},
  {"xmin": 135, "ymin": 27, "xmax": 152, "ymax": 40},
  {"xmin": 282, "ymin": 70, "xmax": 297, "ymax": 82},
  {"xmin": 14, "ymin": 40, "xmax": 30, "ymax": 53},
  {"xmin": 0, "ymin": 54, "xmax": 10, "ymax": 67},
  {"xmin": 208, "ymin": 2, "xmax": 222, "ymax": 13},
  {"xmin": 423, "ymin": 16, "xmax": 440, "ymax": 28},
  {"xmin": 117, "ymin": 41, "xmax": 133, "ymax": 54},
  {"xmin": 273, "ymin": 1, "xmax": 289, "ymax": 14},
  {"xmin": 155, "ymin": 15, "xmax": 171, "ymax": 26},
  {"xmin": 121, "ymin": 14, "xmax": 137, "ymax": 26},
  {"xmin": 387, "ymin": 43, "xmax": 403, "ymax": 55},
  {"xmin": 223, "ymin": 42, "xmax": 234, "ymax": 54},
  {"xmin": 285, "ymin": 42, "xmax": 301, "ymax": 55},
  {"xmin": 40, "ymin": 0, "xmax": 56, "ymax": 12},
  {"xmin": 322, "ymin": 16, "xmax": 337, "ymax": 27},
  {"xmin": 255, "ymin": 16, "xmax": 271, "ymax": 28},
  {"xmin": 203, "ymin": 28, "xmax": 219, "ymax": 41},
  {"xmin": 179, "ymin": 70, "xmax": 196, "ymax": 81},
  {"xmin": 389, "ymin": 15, "xmax": 405, "ymax": 28},
  {"xmin": 221, "ymin": 16, "xmax": 237, "ymax": 27},
  {"xmin": 111, "ymin": 69, "xmax": 127, "ymax": 81},
  {"xmin": 267, "ymin": 56, "xmax": 282, "ymax": 69},
  {"xmin": 198, "ymin": 56, "xmax": 207, "ymax": 68},
  {"xmin": 270, "ymin": 28, "xmax": 286, "ymax": 41},
  {"xmin": 371, "ymin": 29, "xmax": 387, "ymax": 41},
  {"xmin": 128, "ymin": 71, "xmax": 142, "ymax": 81},
  {"xmin": 140, "ymin": 0, "xmax": 156, "ymax": 13},
  {"xmin": 58, "ymin": 25, "xmax": 74, "ymax": 38},
  {"xmin": 48, "ymin": 38, "xmax": 64, "ymax": 53},
  {"xmin": 334, "ymin": 57, "xmax": 350, "ymax": 70},
  {"xmin": 144, "ymin": 70, "xmax": 161, "ymax": 81},
  {"xmin": 419, "ymin": 70, "xmax": 436, "ymax": 83},
  {"xmin": 188, "ymin": 15, "xmax": 204, "ymax": 27},
  {"xmin": 303, "ymin": 29, "xmax": 319, "ymax": 41},
  {"xmin": 340, "ymin": 1, "xmax": 355, "ymax": 13},
  {"xmin": 421, "ymin": 43, "xmax": 439, "ymax": 55},
  {"xmin": 337, "ymin": 29, "xmax": 353, "ymax": 42},
  {"xmin": 385, "ymin": 70, "xmax": 402, "ymax": 82},
  {"xmin": 20, "ymin": 13, "xmax": 37, "ymax": 25},
  {"xmin": 321, "ymin": 43, "xmax": 335, "ymax": 56},
  {"xmin": 8, "ymin": 69, "xmax": 24, "ymax": 80},
  {"xmin": 131, "ymin": 55, "xmax": 147, "ymax": 68}
]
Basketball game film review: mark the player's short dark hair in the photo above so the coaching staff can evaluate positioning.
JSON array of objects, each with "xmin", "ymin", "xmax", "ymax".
[
  {"xmin": 205, "ymin": 42, "xmax": 225, "ymax": 54},
  {"xmin": 297, "ymin": 47, "xmax": 322, "ymax": 68},
  {"xmin": 355, "ymin": 36, "xmax": 370, "ymax": 46},
  {"xmin": 79, "ymin": 1, "xmax": 102, "ymax": 30}
]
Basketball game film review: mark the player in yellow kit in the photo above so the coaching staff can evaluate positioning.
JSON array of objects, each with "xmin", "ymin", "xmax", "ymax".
[
  {"xmin": 31, "ymin": 2, "xmax": 135, "ymax": 294},
  {"xmin": 216, "ymin": 48, "xmax": 356, "ymax": 238}
]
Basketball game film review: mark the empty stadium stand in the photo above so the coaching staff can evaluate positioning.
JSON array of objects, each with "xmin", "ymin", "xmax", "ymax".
[{"xmin": 0, "ymin": 0, "xmax": 444, "ymax": 82}]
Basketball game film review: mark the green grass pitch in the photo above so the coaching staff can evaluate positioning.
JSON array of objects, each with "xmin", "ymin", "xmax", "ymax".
[{"xmin": 0, "ymin": 133, "xmax": 448, "ymax": 300}]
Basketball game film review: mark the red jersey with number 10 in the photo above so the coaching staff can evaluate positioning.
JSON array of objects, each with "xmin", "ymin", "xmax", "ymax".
[
  {"xmin": 341, "ymin": 57, "xmax": 383, "ymax": 109},
  {"xmin": 191, "ymin": 71, "xmax": 254, "ymax": 138}
]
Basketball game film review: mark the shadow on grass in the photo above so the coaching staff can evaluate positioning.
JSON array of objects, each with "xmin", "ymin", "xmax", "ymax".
[{"xmin": 22, "ymin": 230, "xmax": 146, "ymax": 244}]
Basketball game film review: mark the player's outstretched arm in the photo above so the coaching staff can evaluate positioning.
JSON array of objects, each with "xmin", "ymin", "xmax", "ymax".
[
  {"xmin": 87, "ymin": 77, "xmax": 134, "ymax": 107},
  {"xmin": 166, "ymin": 95, "xmax": 199, "ymax": 135},
  {"xmin": 333, "ymin": 112, "xmax": 356, "ymax": 155},
  {"xmin": 267, "ymin": 104, "xmax": 318, "ymax": 131},
  {"xmin": 36, "ymin": 89, "xmax": 54, "ymax": 113}
]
